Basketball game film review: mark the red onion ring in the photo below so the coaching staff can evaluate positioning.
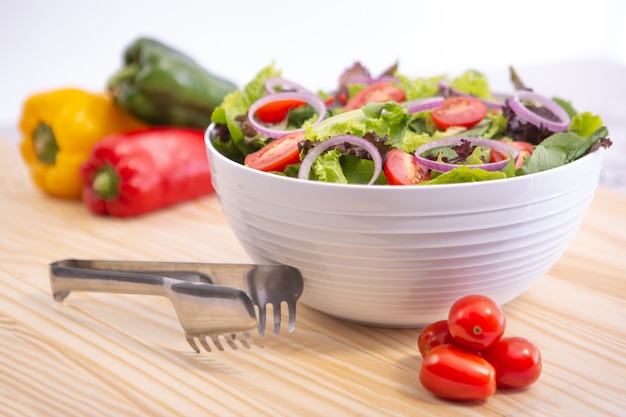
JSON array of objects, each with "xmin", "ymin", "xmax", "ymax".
[
  {"xmin": 438, "ymin": 81, "xmax": 504, "ymax": 110},
  {"xmin": 297, "ymin": 135, "xmax": 383, "ymax": 185},
  {"xmin": 265, "ymin": 77, "xmax": 316, "ymax": 96},
  {"xmin": 508, "ymin": 90, "xmax": 570, "ymax": 132},
  {"xmin": 346, "ymin": 75, "xmax": 400, "ymax": 85},
  {"xmin": 415, "ymin": 137, "xmax": 519, "ymax": 172},
  {"xmin": 403, "ymin": 97, "xmax": 445, "ymax": 113},
  {"xmin": 248, "ymin": 91, "xmax": 327, "ymax": 139}
]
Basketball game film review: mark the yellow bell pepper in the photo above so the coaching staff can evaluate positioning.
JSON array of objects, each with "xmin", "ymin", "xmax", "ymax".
[{"xmin": 19, "ymin": 88, "xmax": 146, "ymax": 199}]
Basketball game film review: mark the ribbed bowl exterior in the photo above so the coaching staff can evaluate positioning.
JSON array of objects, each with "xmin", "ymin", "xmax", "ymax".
[{"xmin": 206, "ymin": 127, "xmax": 604, "ymax": 327}]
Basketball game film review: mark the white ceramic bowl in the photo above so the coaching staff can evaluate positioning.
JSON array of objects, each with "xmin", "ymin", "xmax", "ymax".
[{"xmin": 205, "ymin": 125, "xmax": 605, "ymax": 327}]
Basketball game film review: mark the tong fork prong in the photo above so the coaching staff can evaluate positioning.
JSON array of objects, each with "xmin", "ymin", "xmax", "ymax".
[
  {"xmin": 272, "ymin": 303, "xmax": 282, "ymax": 335},
  {"xmin": 212, "ymin": 335, "xmax": 225, "ymax": 351},
  {"xmin": 188, "ymin": 332, "xmax": 252, "ymax": 353},
  {"xmin": 187, "ymin": 336, "xmax": 201, "ymax": 353},
  {"xmin": 287, "ymin": 301, "xmax": 297, "ymax": 333}
]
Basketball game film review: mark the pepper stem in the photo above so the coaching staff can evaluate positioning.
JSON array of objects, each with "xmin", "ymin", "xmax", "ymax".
[
  {"xmin": 92, "ymin": 165, "xmax": 119, "ymax": 200},
  {"xmin": 32, "ymin": 122, "xmax": 59, "ymax": 165}
]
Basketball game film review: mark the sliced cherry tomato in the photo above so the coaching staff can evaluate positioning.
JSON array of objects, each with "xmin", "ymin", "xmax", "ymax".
[
  {"xmin": 447, "ymin": 294, "xmax": 506, "ymax": 351},
  {"xmin": 384, "ymin": 149, "xmax": 430, "ymax": 185},
  {"xmin": 491, "ymin": 140, "xmax": 534, "ymax": 169},
  {"xmin": 343, "ymin": 82, "xmax": 406, "ymax": 111},
  {"xmin": 418, "ymin": 320, "xmax": 455, "ymax": 357},
  {"xmin": 431, "ymin": 97, "xmax": 488, "ymax": 130},
  {"xmin": 419, "ymin": 344, "xmax": 496, "ymax": 401},
  {"xmin": 254, "ymin": 99, "xmax": 306, "ymax": 124},
  {"xmin": 244, "ymin": 131, "xmax": 303, "ymax": 172},
  {"xmin": 483, "ymin": 337, "xmax": 542, "ymax": 389}
]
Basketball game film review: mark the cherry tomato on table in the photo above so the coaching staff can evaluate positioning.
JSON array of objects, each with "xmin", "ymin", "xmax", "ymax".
[
  {"xmin": 244, "ymin": 131, "xmax": 304, "ymax": 172},
  {"xmin": 482, "ymin": 336, "xmax": 542, "ymax": 389},
  {"xmin": 419, "ymin": 344, "xmax": 497, "ymax": 401},
  {"xmin": 384, "ymin": 149, "xmax": 430, "ymax": 185},
  {"xmin": 254, "ymin": 99, "xmax": 307, "ymax": 124},
  {"xmin": 417, "ymin": 319, "xmax": 455, "ymax": 357},
  {"xmin": 343, "ymin": 82, "xmax": 406, "ymax": 111},
  {"xmin": 431, "ymin": 97, "xmax": 488, "ymax": 130},
  {"xmin": 447, "ymin": 294, "xmax": 506, "ymax": 351}
]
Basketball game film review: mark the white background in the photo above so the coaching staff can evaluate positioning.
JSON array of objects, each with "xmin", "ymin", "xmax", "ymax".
[{"xmin": 1, "ymin": 0, "xmax": 625, "ymax": 159}]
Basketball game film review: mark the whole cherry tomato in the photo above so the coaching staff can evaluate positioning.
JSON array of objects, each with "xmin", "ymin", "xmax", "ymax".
[
  {"xmin": 447, "ymin": 294, "xmax": 506, "ymax": 351},
  {"xmin": 419, "ymin": 344, "xmax": 496, "ymax": 401},
  {"xmin": 417, "ymin": 320, "xmax": 455, "ymax": 357},
  {"xmin": 482, "ymin": 336, "xmax": 542, "ymax": 389}
]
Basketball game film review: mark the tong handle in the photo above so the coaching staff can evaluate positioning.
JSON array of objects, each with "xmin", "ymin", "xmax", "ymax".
[
  {"xmin": 50, "ymin": 260, "xmax": 168, "ymax": 302},
  {"xmin": 52, "ymin": 259, "xmax": 253, "ymax": 287}
]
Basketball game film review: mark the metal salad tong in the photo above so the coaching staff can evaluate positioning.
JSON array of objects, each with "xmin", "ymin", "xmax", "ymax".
[{"xmin": 49, "ymin": 259, "xmax": 304, "ymax": 353}]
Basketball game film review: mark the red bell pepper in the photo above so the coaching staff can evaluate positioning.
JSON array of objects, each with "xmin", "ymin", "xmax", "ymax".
[{"xmin": 80, "ymin": 127, "xmax": 214, "ymax": 217}]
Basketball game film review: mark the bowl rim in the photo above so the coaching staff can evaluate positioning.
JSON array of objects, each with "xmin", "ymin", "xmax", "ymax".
[{"xmin": 205, "ymin": 123, "xmax": 606, "ymax": 191}]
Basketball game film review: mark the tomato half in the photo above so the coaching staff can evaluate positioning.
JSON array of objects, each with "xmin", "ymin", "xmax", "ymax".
[
  {"xmin": 343, "ymin": 82, "xmax": 406, "ymax": 111},
  {"xmin": 431, "ymin": 97, "xmax": 488, "ymax": 130},
  {"xmin": 254, "ymin": 99, "xmax": 306, "ymax": 124},
  {"xmin": 491, "ymin": 140, "xmax": 534, "ymax": 169},
  {"xmin": 418, "ymin": 320, "xmax": 455, "ymax": 357},
  {"xmin": 419, "ymin": 344, "xmax": 496, "ymax": 401},
  {"xmin": 384, "ymin": 149, "xmax": 430, "ymax": 185},
  {"xmin": 244, "ymin": 131, "xmax": 303, "ymax": 172},
  {"xmin": 447, "ymin": 295, "xmax": 506, "ymax": 351},
  {"xmin": 483, "ymin": 337, "xmax": 542, "ymax": 389}
]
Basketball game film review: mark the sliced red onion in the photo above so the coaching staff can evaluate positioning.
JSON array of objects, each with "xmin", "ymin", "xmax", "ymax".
[
  {"xmin": 509, "ymin": 90, "xmax": 570, "ymax": 132},
  {"xmin": 438, "ymin": 80, "xmax": 504, "ymax": 109},
  {"xmin": 265, "ymin": 77, "xmax": 315, "ymax": 96},
  {"xmin": 437, "ymin": 80, "xmax": 451, "ymax": 94},
  {"xmin": 297, "ymin": 135, "xmax": 383, "ymax": 185},
  {"xmin": 248, "ymin": 91, "xmax": 327, "ymax": 139},
  {"xmin": 346, "ymin": 75, "xmax": 400, "ymax": 85},
  {"xmin": 403, "ymin": 97, "xmax": 445, "ymax": 113},
  {"xmin": 415, "ymin": 137, "xmax": 519, "ymax": 172}
]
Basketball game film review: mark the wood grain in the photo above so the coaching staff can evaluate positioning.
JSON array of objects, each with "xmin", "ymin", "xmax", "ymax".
[{"xmin": 1, "ymin": 138, "xmax": 625, "ymax": 416}]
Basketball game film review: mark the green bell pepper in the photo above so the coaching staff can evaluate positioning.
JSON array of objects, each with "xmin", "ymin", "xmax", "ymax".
[{"xmin": 107, "ymin": 37, "xmax": 238, "ymax": 129}]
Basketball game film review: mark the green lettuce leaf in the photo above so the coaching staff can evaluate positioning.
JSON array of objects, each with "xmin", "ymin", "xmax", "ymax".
[
  {"xmin": 342, "ymin": 154, "xmax": 388, "ymax": 184},
  {"xmin": 211, "ymin": 63, "xmax": 281, "ymax": 158},
  {"xmin": 305, "ymin": 101, "xmax": 410, "ymax": 147},
  {"xmin": 311, "ymin": 149, "xmax": 347, "ymax": 183},
  {"xmin": 395, "ymin": 73, "xmax": 443, "ymax": 100},
  {"xmin": 361, "ymin": 102, "xmax": 410, "ymax": 147},
  {"xmin": 450, "ymin": 70, "xmax": 491, "ymax": 99},
  {"xmin": 309, "ymin": 150, "xmax": 387, "ymax": 185},
  {"xmin": 518, "ymin": 126, "xmax": 609, "ymax": 175},
  {"xmin": 421, "ymin": 166, "xmax": 507, "ymax": 185},
  {"xmin": 480, "ymin": 111, "xmax": 508, "ymax": 138},
  {"xmin": 552, "ymin": 97, "xmax": 578, "ymax": 118},
  {"xmin": 568, "ymin": 112, "xmax": 604, "ymax": 137}
]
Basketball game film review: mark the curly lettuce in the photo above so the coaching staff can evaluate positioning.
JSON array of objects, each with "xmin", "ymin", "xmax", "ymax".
[
  {"xmin": 211, "ymin": 63, "xmax": 281, "ymax": 160},
  {"xmin": 304, "ymin": 101, "xmax": 410, "ymax": 147},
  {"xmin": 449, "ymin": 70, "xmax": 492, "ymax": 99}
]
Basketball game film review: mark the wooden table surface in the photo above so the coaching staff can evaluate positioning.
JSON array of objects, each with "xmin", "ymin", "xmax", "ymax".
[{"xmin": 1, "ymin": 137, "xmax": 625, "ymax": 417}]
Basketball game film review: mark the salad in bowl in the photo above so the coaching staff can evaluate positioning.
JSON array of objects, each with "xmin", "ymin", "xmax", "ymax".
[
  {"xmin": 209, "ymin": 62, "xmax": 612, "ymax": 186},
  {"xmin": 204, "ymin": 62, "xmax": 611, "ymax": 326}
]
